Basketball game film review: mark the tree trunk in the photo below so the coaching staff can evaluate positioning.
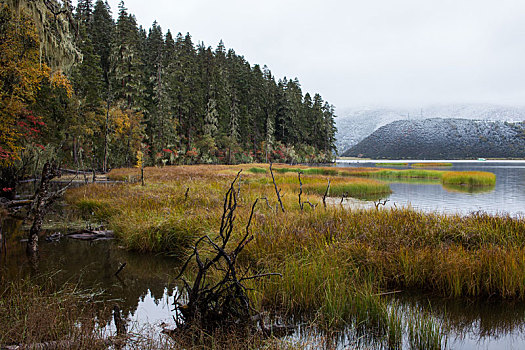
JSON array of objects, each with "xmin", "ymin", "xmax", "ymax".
[
  {"xmin": 103, "ymin": 98, "xmax": 110, "ymax": 173},
  {"xmin": 26, "ymin": 161, "xmax": 60, "ymax": 257}
]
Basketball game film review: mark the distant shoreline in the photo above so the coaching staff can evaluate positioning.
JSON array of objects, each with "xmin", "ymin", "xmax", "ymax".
[{"xmin": 337, "ymin": 158, "xmax": 525, "ymax": 164}]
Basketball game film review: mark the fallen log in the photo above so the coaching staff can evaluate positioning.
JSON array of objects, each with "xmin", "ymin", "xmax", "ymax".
[
  {"xmin": 66, "ymin": 230, "xmax": 114, "ymax": 241},
  {"xmin": 0, "ymin": 199, "xmax": 33, "ymax": 210}
]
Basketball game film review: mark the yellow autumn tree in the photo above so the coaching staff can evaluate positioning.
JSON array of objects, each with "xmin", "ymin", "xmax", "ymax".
[{"xmin": 0, "ymin": 5, "xmax": 51, "ymax": 166}]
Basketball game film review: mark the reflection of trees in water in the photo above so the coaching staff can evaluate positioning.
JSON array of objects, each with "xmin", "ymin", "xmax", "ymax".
[
  {"xmin": 394, "ymin": 293, "xmax": 525, "ymax": 340},
  {"xmin": 2, "ymin": 237, "xmax": 180, "ymax": 327}
]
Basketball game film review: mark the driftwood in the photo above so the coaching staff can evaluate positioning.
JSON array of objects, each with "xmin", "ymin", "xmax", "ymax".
[
  {"xmin": 269, "ymin": 163, "xmax": 285, "ymax": 213},
  {"xmin": 172, "ymin": 171, "xmax": 281, "ymax": 333},
  {"xmin": 66, "ymin": 230, "xmax": 114, "ymax": 241}
]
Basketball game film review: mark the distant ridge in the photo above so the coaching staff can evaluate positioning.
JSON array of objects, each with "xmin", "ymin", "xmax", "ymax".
[
  {"xmin": 342, "ymin": 118, "xmax": 525, "ymax": 159},
  {"xmin": 335, "ymin": 104, "xmax": 525, "ymax": 154}
]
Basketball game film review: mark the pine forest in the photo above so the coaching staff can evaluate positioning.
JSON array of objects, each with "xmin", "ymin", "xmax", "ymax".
[{"xmin": 0, "ymin": 0, "xmax": 337, "ymax": 195}]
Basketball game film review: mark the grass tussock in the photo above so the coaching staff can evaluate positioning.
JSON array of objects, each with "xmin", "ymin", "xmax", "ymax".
[
  {"xmin": 442, "ymin": 171, "xmax": 496, "ymax": 186},
  {"xmin": 411, "ymin": 162, "xmax": 453, "ymax": 167},
  {"xmin": 303, "ymin": 178, "xmax": 391, "ymax": 199}
]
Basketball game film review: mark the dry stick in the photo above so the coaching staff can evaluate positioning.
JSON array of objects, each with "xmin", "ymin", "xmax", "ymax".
[
  {"xmin": 184, "ymin": 187, "xmax": 190, "ymax": 201},
  {"xmin": 374, "ymin": 198, "xmax": 389, "ymax": 210},
  {"xmin": 340, "ymin": 192, "xmax": 348, "ymax": 205},
  {"xmin": 322, "ymin": 179, "xmax": 331, "ymax": 208},
  {"xmin": 237, "ymin": 173, "xmax": 242, "ymax": 198},
  {"xmin": 115, "ymin": 262, "xmax": 127, "ymax": 276},
  {"xmin": 304, "ymin": 200, "xmax": 318, "ymax": 209},
  {"xmin": 269, "ymin": 163, "xmax": 285, "ymax": 213},
  {"xmin": 297, "ymin": 172, "xmax": 304, "ymax": 211},
  {"xmin": 260, "ymin": 196, "xmax": 273, "ymax": 211}
]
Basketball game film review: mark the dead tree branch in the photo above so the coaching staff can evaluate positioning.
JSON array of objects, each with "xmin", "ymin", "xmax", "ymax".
[
  {"xmin": 323, "ymin": 179, "xmax": 331, "ymax": 208},
  {"xmin": 269, "ymin": 163, "xmax": 284, "ymax": 213},
  {"xmin": 260, "ymin": 197, "xmax": 273, "ymax": 211},
  {"xmin": 173, "ymin": 172, "xmax": 281, "ymax": 333},
  {"xmin": 27, "ymin": 161, "xmax": 76, "ymax": 256},
  {"xmin": 297, "ymin": 172, "xmax": 304, "ymax": 211},
  {"xmin": 340, "ymin": 192, "xmax": 348, "ymax": 205},
  {"xmin": 374, "ymin": 199, "xmax": 389, "ymax": 210}
]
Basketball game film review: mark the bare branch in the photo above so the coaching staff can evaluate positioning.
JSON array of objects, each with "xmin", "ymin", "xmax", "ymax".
[
  {"xmin": 374, "ymin": 198, "xmax": 389, "ymax": 210},
  {"xmin": 297, "ymin": 172, "xmax": 304, "ymax": 211},
  {"xmin": 269, "ymin": 163, "xmax": 285, "ymax": 213},
  {"xmin": 323, "ymin": 179, "xmax": 331, "ymax": 208}
]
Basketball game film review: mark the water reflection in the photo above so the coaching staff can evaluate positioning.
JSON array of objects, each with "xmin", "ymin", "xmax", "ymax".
[{"xmin": 0, "ymin": 226, "xmax": 180, "ymax": 328}]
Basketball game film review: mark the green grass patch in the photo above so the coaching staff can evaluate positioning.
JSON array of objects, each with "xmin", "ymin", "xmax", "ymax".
[
  {"xmin": 412, "ymin": 162, "xmax": 453, "ymax": 167},
  {"xmin": 442, "ymin": 171, "xmax": 496, "ymax": 186},
  {"xmin": 360, "ymin": 169, "xmax": 445, "ymax": 179},
  {"xmin": 247, "ymin": 167, "xmax": 267, "ymax": 174},
  {"xmin": 304, "ymin": 180, "xmax": 391, "ymax": 200}
]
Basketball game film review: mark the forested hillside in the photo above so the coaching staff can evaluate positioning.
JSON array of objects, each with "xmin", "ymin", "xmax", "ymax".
[{"xmin": 0, "ymin": 0, "xmax": 336, "ymax": 197}]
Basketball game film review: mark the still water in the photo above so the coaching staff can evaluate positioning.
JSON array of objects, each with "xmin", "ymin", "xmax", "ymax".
[{"xmin": 337, "ymin": 160, "xmax": 525, "ymax": 216}]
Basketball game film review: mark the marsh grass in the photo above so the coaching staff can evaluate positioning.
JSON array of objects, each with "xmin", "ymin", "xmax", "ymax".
[
  {"xmin": 0, "ymin": 277, "xmax": 105, "ymax": 348},
  {"xmin": 407, "ymin": 309, "xmax": 448, "ymax": 350},
  {"xmin": 303, "ymin": 178, "xmax": 391, "ymax": 199},
  {"xmin": 354, "ymin": 169, "xmax": 445, "ymax": 179}
]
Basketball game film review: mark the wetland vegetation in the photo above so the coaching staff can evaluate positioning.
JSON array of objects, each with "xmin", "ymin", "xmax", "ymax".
[{"xmin": 4, "ymin": 163, "xmax": 507, "ymax": 348}]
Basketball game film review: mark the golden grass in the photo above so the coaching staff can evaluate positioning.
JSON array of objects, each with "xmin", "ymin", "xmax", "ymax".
[
  {"xmin": 0, "ymin": 278, "xmax": 105, "ymax": 347},
  {"xmin": 442, "ymin": 171, "xmax": 496, "ymax": 186}
]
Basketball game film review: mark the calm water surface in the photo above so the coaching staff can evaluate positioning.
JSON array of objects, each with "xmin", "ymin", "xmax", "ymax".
[{"xmin": 337, "ymin": 160, "xmax": 525, "ymax": 216}]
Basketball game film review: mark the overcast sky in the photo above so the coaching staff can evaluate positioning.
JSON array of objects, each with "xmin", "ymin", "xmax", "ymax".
[{"xmin": 105, "ymin": 0, "xmax": 525, "ymax": 110}]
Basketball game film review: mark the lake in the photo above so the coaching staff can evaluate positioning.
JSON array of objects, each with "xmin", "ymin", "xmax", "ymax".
[{"xmin": 336, "ymin": 160, "xmax": 525, "ymax": 217}]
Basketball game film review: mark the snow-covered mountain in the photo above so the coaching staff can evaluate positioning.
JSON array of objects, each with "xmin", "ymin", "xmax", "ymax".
[
  {"xmin": 335, "ymin": 104, "xmax": 525, "ymax": 154},
  {"xmin": 342, "ymin": 118, "xmax": 525, "ymax": 159}
]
